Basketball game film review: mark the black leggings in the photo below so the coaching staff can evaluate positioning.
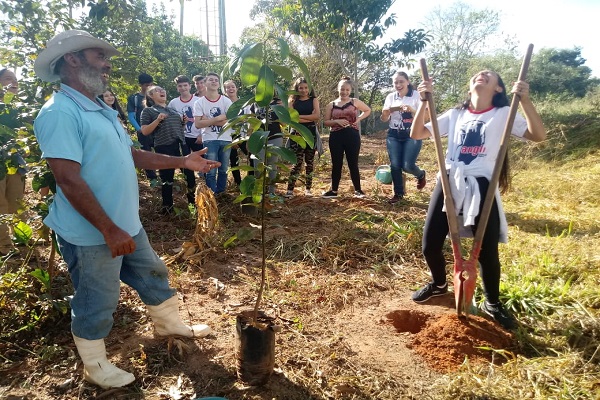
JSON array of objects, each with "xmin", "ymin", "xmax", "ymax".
[
  {"xmin": 154, "ymin": 142, "xmax": 196, "ymax": 207},
  {"xmin": 422, "ymin": 177, "xmax": 502, "ymax": 303},
  {"xmin": 328, "ymin": 127, "xmax": 361, "ymax": 192}
]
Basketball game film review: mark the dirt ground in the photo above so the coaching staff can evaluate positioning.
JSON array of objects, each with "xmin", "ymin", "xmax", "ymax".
[{"xmin": 0, "ymin": 132, "xmax": 518, "ymax": 399}]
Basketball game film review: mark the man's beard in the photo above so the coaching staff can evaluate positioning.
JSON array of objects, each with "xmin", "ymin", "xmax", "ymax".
[{"xmin": 77, "ymin": 62, "xmax": 107, "ymax": 97}]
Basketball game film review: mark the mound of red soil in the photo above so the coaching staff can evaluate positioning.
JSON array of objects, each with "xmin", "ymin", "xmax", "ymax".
[{"xmin": 410, "ymin": 313, "xmax": 515, "ymax": 372}]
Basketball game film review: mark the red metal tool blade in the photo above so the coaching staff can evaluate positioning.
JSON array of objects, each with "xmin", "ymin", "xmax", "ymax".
[{"xmin": 454, "ymin": 258, "xmax": 478, "ymax": 316}]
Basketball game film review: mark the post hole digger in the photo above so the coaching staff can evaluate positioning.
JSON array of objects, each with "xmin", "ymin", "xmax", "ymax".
[{"xmin": 417, "ymin": 44, "xmax": 535, "ymax": 321}]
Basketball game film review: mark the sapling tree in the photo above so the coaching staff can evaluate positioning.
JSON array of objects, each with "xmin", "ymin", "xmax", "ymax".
[{"xmin": 222, "ymin": 37, "xmax": 314, "ymax": 325}]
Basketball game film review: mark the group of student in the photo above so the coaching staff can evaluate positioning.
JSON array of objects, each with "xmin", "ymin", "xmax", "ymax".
[
  {"xmin": 96, "ymin": 66, "xmax": 549, "ymax": 332},
  {"xmin": 99, "ymin": 71, "xmax": 375, "ymax": 212}
]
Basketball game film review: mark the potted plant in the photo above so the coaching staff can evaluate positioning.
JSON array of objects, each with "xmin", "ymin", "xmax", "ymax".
[{"xmin": 221, "ymin": 38, "xmax": 314, "ymax": 385}]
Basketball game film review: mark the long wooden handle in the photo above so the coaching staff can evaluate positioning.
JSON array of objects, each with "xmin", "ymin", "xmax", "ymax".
[
  {"xmin": 419, "ymin": 60, "xmax": 462, "ymax": 250},
  {"xmin": 473, "ymin": 44, "xmax": 534, "ymax": 244}
]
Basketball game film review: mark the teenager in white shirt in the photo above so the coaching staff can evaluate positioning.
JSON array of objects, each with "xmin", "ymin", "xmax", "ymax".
[
  {"xmin": 410, "ymin": 70, "xmax": 546, "ymax": 330},
  {"xmin": 193, "ymin": 73, "xmax": 233, "ymax": 194}
]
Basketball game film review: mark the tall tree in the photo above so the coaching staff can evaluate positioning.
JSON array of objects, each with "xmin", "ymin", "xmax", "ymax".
[
  {"xmin": 250, "ymin": 0, "xmax": 428, "ymax": 131},
  {"xmin": 527, "ymin": 48, "xmax": 599, "ymax": 99},
  {"xmin": 268, "ymin": 0, "xmax": 428, "ymax": 83},
  {"xmin": 422, "ymin": 1, "xmax": 504, "ymax": 109}
]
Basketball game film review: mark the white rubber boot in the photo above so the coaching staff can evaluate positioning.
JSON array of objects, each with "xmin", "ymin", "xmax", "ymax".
[
  {"xmin": 72, "ymin": 335, "xmax": 135, "ymax": 389},
  {"xmin": 146, "ymin": 296, "xmax": 211, "ymax": 338}
]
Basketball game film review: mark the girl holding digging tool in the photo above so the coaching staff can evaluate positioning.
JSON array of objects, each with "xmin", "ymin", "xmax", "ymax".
[{"xmin": 410, "ymin": 70, "xmax": 546, "ymax": 330}]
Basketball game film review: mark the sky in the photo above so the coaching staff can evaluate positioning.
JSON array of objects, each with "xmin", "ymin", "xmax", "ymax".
[{"xmin": 149, "ymin": 0, "xmax": 600, "ymax": 78}]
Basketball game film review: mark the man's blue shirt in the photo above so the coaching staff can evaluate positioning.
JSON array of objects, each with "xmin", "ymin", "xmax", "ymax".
[{"xmin": 34, "ymin": 84, "xmax": 142, "ymax": 245}]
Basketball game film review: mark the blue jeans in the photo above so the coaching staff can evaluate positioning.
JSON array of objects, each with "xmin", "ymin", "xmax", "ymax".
[
  {"xmin": 57, "ymin": 229, "xmax": 176, "ymax": 340},
  {"xmin": 203, "ymin": 140, "xmax": 231, "ymax": 194},
  {"xmin": 386, "ymin": 129, "xmax": 424, "ymax": 196}
]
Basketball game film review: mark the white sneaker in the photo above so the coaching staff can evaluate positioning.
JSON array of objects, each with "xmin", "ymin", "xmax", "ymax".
[
  {"xmin": 284, "ymin": 190, "xmax": 294, "ymax": 198},
  {"xmin": 305, "ymin": 189, "xmax": 312, "ymax": 196}
]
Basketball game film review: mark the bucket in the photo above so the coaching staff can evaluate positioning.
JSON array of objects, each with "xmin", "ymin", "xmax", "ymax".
[{"xmin": 375, "ymin": 165, "xmax": 392, "ymax": 184}]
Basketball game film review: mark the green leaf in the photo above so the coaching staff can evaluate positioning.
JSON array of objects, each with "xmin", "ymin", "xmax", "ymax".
[
  {"xmin": 239, "ymin": 175, "xmax": 257, "ymax": 197},
  {"xmin": 13, "ymin": 221, "xmax": 32, "ymax": 245},
  {"xmin": 271, "ymin": 104, "xmax": 293, "ymax": 124},
  {"xmin": 288, "ymin": 107, "xmax": 300, "ymax": 123},
  {"xmin": 30, "ymin": 268, "xmax": 51, "ymax": 291},
  {"xmin": 226, "ymin": 51, "xmax": 243, "ymax": 75},
  {"xmin": 223, "ymin": 235, "xmax": 237, "ymax": 248},
  {"xmin": 240, "ymin": 43, "xmax": 263, "ymax": 87},
  {"xmin": 269, "ymin": 146, "xmax": 297, "ymax": 164},
  {"xmin": 237, "ymin": 226, "xmax": 257, "ymax": 241},
  {"xmin": 226, "ymin": 94, "xmax": 255, "ymax": 119},
  {"xmin": 269, "ymin": 64, "xmax": 293, "ymax": 82},
  {"xmin": 255, "ymin": 65, "xmax": 275, "ymax": 107},
  {"xmin": 289, "ymin": 121, "xmax": 314, "ymax": 148},
  {"xmin": 288, "ymin": 133, "xmax": 307, "ymax": 148},
  {"xmin": 289, "ymin": 53, "xmax": 313, "ymax": 90},
  {"xmin": 233, "ymin": 194, "xmax": 248, "ymax": 204},
  {"xmin": 275, "ymin": 83, "xmax": 289, "ymax": 107},
  {"xmin": 247, "ymin": 130, "xmax": 269, "ymax": 155},
  {"xmin": 276, "ymin": 37, "xmax": 290, "ymax": 59}
]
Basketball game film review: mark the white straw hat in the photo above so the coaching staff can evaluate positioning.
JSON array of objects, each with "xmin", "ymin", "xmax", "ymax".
[{"xmin": 34, "ymin": 30, "xmax": 120, "ymax": 82}]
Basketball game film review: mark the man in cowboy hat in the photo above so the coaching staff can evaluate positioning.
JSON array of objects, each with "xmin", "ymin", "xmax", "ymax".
[{"xmin": 33, "ymin": 30, "xmax": 220, "ymax": 389}]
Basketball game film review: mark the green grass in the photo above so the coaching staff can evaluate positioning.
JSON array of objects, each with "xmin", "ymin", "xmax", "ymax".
[{"xmin": 442, "ymin": 96, "xmax": 600, "ymax": 399}]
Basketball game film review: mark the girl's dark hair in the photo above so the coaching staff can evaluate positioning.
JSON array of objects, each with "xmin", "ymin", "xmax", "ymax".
[
  {"xmin": 99, "ymin": 89, "xmax": 127, "ymax": 122},
  {"xmin": 459, "ymin": 71, "xmax": 511, "ymax": 192},
  {"xmin": 339, "ymin": 75, "xmax": 352, "ymax": 85},
  {"xmin": 291, "ymin": 77, "xmax": 315, "ymax": 101},
  {"xmin": 0, "ymin": 68, "xmax": 7, "ymax": 79}
]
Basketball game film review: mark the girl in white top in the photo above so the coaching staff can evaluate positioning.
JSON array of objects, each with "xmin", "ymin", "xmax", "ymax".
[
  {"xmin": 410, "ymin": 70, "xmax": 546, "ymax": 330},
  {"xmin": 380, "ymin": 71, "xmax": 426, "ymax": 204}
]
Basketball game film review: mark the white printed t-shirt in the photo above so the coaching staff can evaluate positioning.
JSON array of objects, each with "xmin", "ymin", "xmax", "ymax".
[
  {"xmin": 192, "ymin": 95, "xmax": 233, "ymax": 142},
  {"xmin": 425, "ymin": 106, "xmax": 528, "ymax": 242},
  {"xmin": 382, "ymin": 89, "xmax": 420, "ymax": 131},
  {"xmin": 168, "ymin": 95, "xmax": 202, "ymax": 139}
]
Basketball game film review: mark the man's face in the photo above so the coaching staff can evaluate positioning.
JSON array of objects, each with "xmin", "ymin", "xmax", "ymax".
[
  {"xmin": 177, "ymin": 82, "xmax": 191, "ymax": 96},
  {"xmin": 205, "ymin": 75, "xmax": 219, "ymax": 90},
  {"xmin": 194, "ymin": 79, "xmax": 206, "ymax": 95},
  {"xmin": 75, "ymin": 48, "xmax": 111, "ymax": 96}
]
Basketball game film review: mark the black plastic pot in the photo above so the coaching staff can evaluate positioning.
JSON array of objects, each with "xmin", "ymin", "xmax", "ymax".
[
  {"xmin": 235, "ymin": 310, "xmax": 276, "ymax": 386},
  {"xmin": 240, "ymin": 197, "xmax": 258, "ymax": 216}
]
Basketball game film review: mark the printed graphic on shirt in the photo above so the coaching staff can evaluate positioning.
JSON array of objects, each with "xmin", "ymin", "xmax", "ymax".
[
  {"xmin": 209, "ymin": 107, "xmax": 223, "ymax": 133},
  {"xmin": 456, "ymin": 120, "xmax": 487, "ymax": 164},
  {"xmin": 181, "ymin": 105, "xmax": 194, "ymax": 134},
  {"xmin": 393, "ymin": 110, "xmax": 414, "ymax": 130}
]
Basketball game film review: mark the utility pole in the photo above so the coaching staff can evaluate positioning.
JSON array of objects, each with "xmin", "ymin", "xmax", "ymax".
[{"xmin": 179, "ymin": 0, "xmax": 184, "ymax": 35}]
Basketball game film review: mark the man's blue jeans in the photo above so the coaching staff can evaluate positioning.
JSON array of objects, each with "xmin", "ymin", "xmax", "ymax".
[
  {"xmin": 203, "ymin": 140, "xmax": 231, "ymax": 194},
  {"xmin": 57, "ymin": 228, "xmax": 176, "ymax": 340},
  {"xmin": 386, "ymin": 128, "xmax": 424, "ymax": 196}
]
